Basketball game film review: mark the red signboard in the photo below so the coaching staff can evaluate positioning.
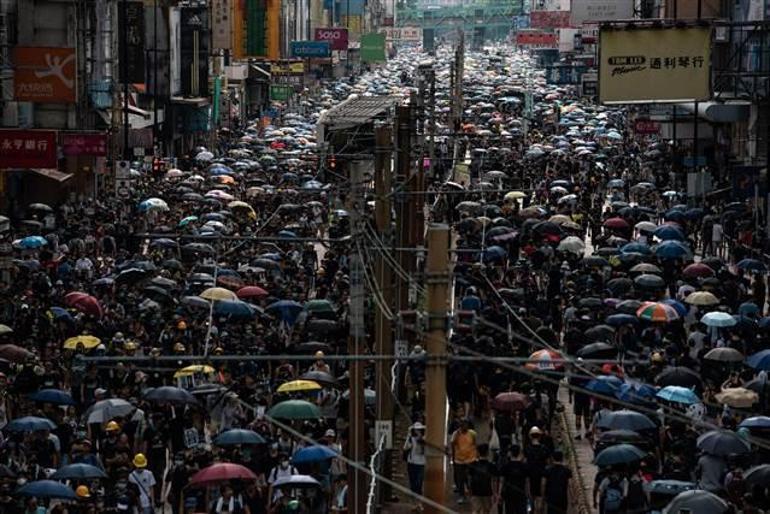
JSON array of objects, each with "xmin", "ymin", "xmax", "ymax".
[
  {"xmin": 314, "ymin": 28, "xmax": 349, "ymax": 51},
  {"xmin": 634, "ymin": 119, "xmax": 661, "ymax": 135},
  {"xmin": 530, "ymin": 11, "xmax": 572, "ymax": 29},
  {"xmin": 516, "ymin": 32, "xmax": 558, "ymax": 46},
  {"xmin": 13, "ymin": 47, "xmax": 76, "ymax": 103},
  {"xmin": 60, "ymin": 133, "xmax": 109, "ymax": 156},
  {"xmin": 0, "ymin": 129, "xmax": 58, "ymax": 169}
]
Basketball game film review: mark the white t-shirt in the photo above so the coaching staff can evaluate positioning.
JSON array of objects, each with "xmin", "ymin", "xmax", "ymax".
[
  {"xmin": 712, "ymin": 223, "xmax": 724, "ymax": 243},
  {"xmin": 129, "ymin": 469, "xmax": 156, "ymax": 508}
]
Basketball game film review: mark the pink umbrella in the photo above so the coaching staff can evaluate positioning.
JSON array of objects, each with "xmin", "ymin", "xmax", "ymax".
[{"xmin": 189, "ymin": 463, "xmax": 257, "ymax": 486}]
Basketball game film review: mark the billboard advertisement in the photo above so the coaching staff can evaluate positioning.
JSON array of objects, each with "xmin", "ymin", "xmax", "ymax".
[
  {"xmin": 361, "ymin": 32, "xmax": 386, "ymax": 62},
  {"xmin": 60, "ymin": 133, "xmax": 109, "ymax": 156},
  {"xmin": 0, "ymin": 130, "xmax": 58, "ymax": 169},
  {"xmin": 118, "ymin": 2, "xmax": 146, "ymax": 84},
  {"xmin": 516, "ymin": 31, "xmax": 558, "ymax": 47},
  {"xmin": 314, "ymin": 28, "xmax": 349, "ymax": 51},
  {"xmin": 530, "ymin": 11, "xmax": 572, "ymax": 29},
  {"xmin": 599, "ymin": 27, "xmax": 712, "ymax": 104},
  {"xmin": 571, "ymin": 0, "xmax": 634, "ymax": 25},
  {"xmin": 13, "ymin": 47, "xmax": 76, "ymax": 103},
  {"xmin": 290, "ymin": 40, "xmax": 331, "ymax": 58},
  {"xmin": 381, "ymin": 27, "xmax": 422, "ymax": 42},
  {"xmin": 180, "ymin": 7, "xmax": 209, "ymax": 97}
]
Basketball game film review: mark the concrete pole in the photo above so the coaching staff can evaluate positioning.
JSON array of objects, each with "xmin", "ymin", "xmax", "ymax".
[{"xmin": 423, "ymin": 223, "xmax": 450, "ymax": 514}]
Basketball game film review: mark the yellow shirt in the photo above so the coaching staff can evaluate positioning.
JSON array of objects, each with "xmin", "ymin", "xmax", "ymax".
[{"xmin": 452, "ymin": 429, "xmax": 478, "ymax": 464}]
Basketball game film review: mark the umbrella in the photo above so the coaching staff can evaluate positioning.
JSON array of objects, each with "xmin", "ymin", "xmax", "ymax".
[
  {"xmin": 18, "ymin": 235, "xmax": 48, "ymax": 249},
  {"xmin": 213, "ymin": 300, "xmax": 258, "ymax": 319},
  {"xmin": 703, "ymin": 347, "xmax": 744, "ymax": 363},
  {"xmin": 685, "ymin": 291, "xmax": 720, "ymax": 306},
  {"xmin": 605, "ymin": 314, "xmax": 638, "ymax": 327},
  {"xmin": 593, "ymin": 443, "xmax": 646, "ymax": 467},
  {"xmin": 584, "ymin": 325, "xmax": 617, "ymax": 342},
  {"xmin": 236, "ymin": 285, "xmax": 269, "ymax": 299},
  {"xmin": 739, "ymin": 416, "xmax": 770, "ymax": 429},
  {"xmin": 696, "ymin": 430, "xmax": 751, "ymax": 456},
  {"xmin": 582, "ymin": 256, "xmax": 609, "ymax": 267},
  {"xmin": 214, "ymin": 429, "xmax": 267, "ymax": 446},
  {"xmin": 144, "ymin": 386, "xmax": 198, "ymax": 405},
  {"xmin": 505, "ymin": 191, "xmax": 527, "ymax": 201},
  {"xmin": 300, "ymin": 370, "xmax": 338, "ymax": 386},
  {"xmin": 292, "ymin": 445, "xmax": 338, "ymax": 464},
  {"xmin": 621, "ymin": 243, "xmax": 652, "ymax": 255},
  {"xmin": 189, "ymin": 462, "xmax": 257, "ymax": 486},
  {"xmin": 656, "ymin": 386, "xmax": 699, "ymax": 405},
  {"xmin": 267, "ymin": 399, "xmax": 321, "ymax": 420},
  {"xmin": 50, "ymin": 463, "xmax": 107, "ymax": 480},
  {"xmin": 739, "ymin": 302, "xmax": 760, "ymax": 316},
  {"xmin": 272, "ymin": 475, "xmax": 321, "ymax": 488},
  {"xmin": 636, "ymin": 302, "xmax": 680, "ymax": 322},
  {"xmin": 0, "ymin": 344, "xmax": 34, "ymax": 362},
  {"xmin": 596, "ymin": 410, "xmax": 656, "ymax": 431},
  {"xmin": 557, "ymin": 236, "xmax": 585, "ymax": 254},
  {"xmin": 603, "ymin": 217, "xmax": 629, "ymax": 229},
  {"xmin": 701, "ymin": 311, "xmax": 737, "ymax": 327},
  {"xmin": 305, "ymin": 299, "xmax": 336, "ymax": 314},
  {"xmin": 683, "ymin": 263, "xmax": 715, "ymax": 278},
  {"xmin": 63, "ymin": 335, "xmax": 101, "ymax": 350},
  {"xmin": 630, "ymin": 263, "xmax": 661, "ymax": 274},
  {"xmin": 85, "ymin": 398, "xmax": 135, "ymax": 424},
  {"xmin": 714, "ymin": 387, "xmax": 758, "ymax": 408},
  {"xmin": 138, "ymin": 198, "xmax": 169, "ymax": 212},
  {"xmin": 662, "ymin": 299, "xmax": 688, "ymax": 317},
  {"xmin": 277, "ymin": 380, "xmax": 322, "ymax": 393},
  {"xmin": 586, "ymin": 375, "xmax": 624, "ymax": 395},
  {"xmin": 173, "ymin": 365, "xmax": 215, "ymax": 379},
  {"xmin": 663, "ymin": 490, "xmax": 728, "ymax": 514},
  {"xmin": 745, "ymin": 465, "xmax": 770, "ymax": 486},
  {"xmin": 655, "ymin": 240, "xmax": 691, "ymax": 260},
  {"xmin": 0, "ymin": 324, "xmax": 12, "ymax": 335},
  {"xmin": 748, "ymin": 349, "xmax": 770, "ymax": 371},
  {"xmin": 737, "ymin": 258, "xmax": 767, "ymax": 272},
  {"xmin": 28, "ymin": 389, "xmax": 75, "ymax": 405},
  {"xmin": 577, "ymin": 342, "xmax": 618, "ymax": 359},
  {"xmin": 635, "ymin": 221, "xmax": 657, "ymax": 233},
  {"xmin": 579, "ymin": 297, "xmax": 605, "ymax": 309},
  {"xmin": 7, "ymin": 416, "xmax": 57, "ymax": 432},
  {"xmin": 525, "ymin": 349, "xmax": 564, "ymax": 371},
  {"xmin": 64, "ymin": 292, "xmax": 103, "ymax": 318},
  {"xmin": 653, "ymin": 225, "xmax": 685, "ymax": 241},
  {"xmin": 616, "ymin": 382, "xmax": 658, "ymax": 405},
  {"xmin": 656, "ymin": 366, "xmax": 702, "ymax": 389},
  {"xmin": 199, "ymin": 287, "xmax": 238, "ymax": 301},
  {"xmin": 616, "ymin": 299, "xmax": 643, "ymax": 314},
  {"xmin": 266, "ymin": 300, "xmax": 304, "ymax": 324},
  {"xmin": 634, "ymin": 274, "xmax": 665, "ymax": 289},
  {"xmin": 492, "ymin": 392, "xmax": 531, "ymax": 412},
  {"xmin": 16, "ymin": 480, "xmax": 76, "ymax": 500}
]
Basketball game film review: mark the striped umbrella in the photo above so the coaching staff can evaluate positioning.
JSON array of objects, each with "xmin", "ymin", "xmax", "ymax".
[
  {"xmin": 636, "ymin": 302, "xmax": 680, "ymax": 322},
  {"xmin": 526, "ymin": 349, "xmax": 564, "ymax": 371}
]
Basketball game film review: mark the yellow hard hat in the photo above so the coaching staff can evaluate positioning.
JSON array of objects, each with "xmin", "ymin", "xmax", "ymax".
[
  {"xmin": 76, "ymin": 485, "xmax": 91, "ymax": 498},
  {"xmin": 124, "ymin": 341, "xmax": 138, "ymax": 351},
  {"xmin": 105, "ymin": 420, "xmax": 120, "ymax": 432},
  {"xmin": 133, "ymin": 453, "xmax": 148, "ymax": 468},
  {"xmin": 651, "ymin": 352, "xmax": 664, "ymax": 363},
  {"xmin": 314, "ymin": 351, "xmax": 325, "ymax": 358},
  {"xmin": 213, "ymin": 347, "xmax": 224, "ymax": 355}
]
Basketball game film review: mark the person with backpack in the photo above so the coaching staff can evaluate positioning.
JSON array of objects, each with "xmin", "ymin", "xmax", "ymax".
[
  {"xmin": 211, "ymin": 485, "xmax": 244, "ymax": 514},
  {"xmin": 267, "ymin": 453, "xmax": 299, "ymax": 505},
  {"xmin": 624, "ymin": 469, "xmax": 649, "ymax": 514},
  {"xmin": 595, "ymin": 470, "xmax": 627, "ymax": 514}
]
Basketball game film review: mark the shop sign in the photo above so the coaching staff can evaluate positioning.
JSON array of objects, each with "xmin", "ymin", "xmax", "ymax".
[{"xmin": 0, "ymin": 130, "xmax": 58, "ymax": 169}]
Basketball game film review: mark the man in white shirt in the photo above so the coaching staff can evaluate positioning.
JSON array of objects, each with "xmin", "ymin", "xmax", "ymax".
[
  {"xmin": 267, "ymin": 453, "xmax": 298, "ymax": 503},
  {"xmin": 129, "ymin": 453, "xmax": 156, "ymax": 514}
]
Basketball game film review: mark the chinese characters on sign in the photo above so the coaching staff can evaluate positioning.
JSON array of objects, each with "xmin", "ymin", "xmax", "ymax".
[
  {"xmin": 570, "ymin": 0, "xmax": 634, "ymax": 25},
  {"xmin": 0, "ymin": 130, "xmax": 58, "ymax": 169},
  {"xmin": 13, "ymin": 47, "xmax": 76, "ymax": 103},
  {"xmin": 530, "ymin": 11, "xmax": 572, "ymax": 29},
  {"xmin": 633, "ymin": 119, "xmax": 661, "ymax": 134},
  {"xmin": 270, "ymin": 61, "xmax": 305, "ymax": 86},
  {"xmin": 211, "ymin": 0, "xmax": 232, "ymax": 49},
  {"xmin": 60, "ymin": 133, "xmax": 109, "ymax": 157},
  {"xmin": 516, "ymin": 31, "xmax": 558, "ymax": 47}
]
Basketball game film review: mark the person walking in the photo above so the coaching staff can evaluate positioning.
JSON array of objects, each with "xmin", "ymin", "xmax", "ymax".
[
  {"xmin": 468, "ymin": 444, "xmax": 496, "ymax": 514},
  {"xmin": 543, "ymin": 451, "xmax": 571, "ymax": 514},
  {"xmin": 403, "ymin": 421, "xmax": 427, "ymax": 511},
  {"xmin": 451, "ymin": 419, "xmax": 478, "ymax": 505}
]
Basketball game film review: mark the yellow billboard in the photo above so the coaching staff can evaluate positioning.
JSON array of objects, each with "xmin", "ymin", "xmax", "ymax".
[{"xmin": 599, "ymin": 26, "xmax": 712, "ymax": 104}]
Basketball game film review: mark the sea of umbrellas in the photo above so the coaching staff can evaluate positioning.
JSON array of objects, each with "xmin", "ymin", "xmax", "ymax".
[{"xmin": 0, "ymin": 43, "xmax": 769, "ymax": 514}]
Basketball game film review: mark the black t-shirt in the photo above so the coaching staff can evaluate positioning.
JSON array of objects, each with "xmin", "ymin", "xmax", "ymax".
[
  {"xmin": 524, "ymin": 443, "xmax": 551, "ymax": 476},
  {"xmin": 544, "ymin": 464, "xmax": 572, "ymax": 505},
  {"xmin": 469, "ymin": 459, "xmax": 496, "ymax": 497},
  {"xmin": 498, "ymin": 459, "xmax": 529, "ymax": 499}
]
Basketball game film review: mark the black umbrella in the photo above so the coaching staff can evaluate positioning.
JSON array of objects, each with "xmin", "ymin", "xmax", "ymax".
[
  {"xmin": 607, "ymin": 278, "xmax": 634, "ymax": 295},
  {"xmin": 143, "ymin": 285, "xmax": 176, "ymax": 304},
  {"xmin": 745, "ymin": 464, "xmax": 770, "ymax": 486},
  {"xmin": 115, "ymin": 268, "xmax": 148, "ymax": 285},
  {"xmin": 182, "ymin": 243, "xmax": 216, "ymax": 255},
  {"xmin": 577, "ymin": 342, "xmax": 618, "ymax": 359},
  {"xmin": 144, "ymin": 386, "xmax": 199, "ymax": 405},
  {"xmin": 634, "ymin": 273, "xmax": 665, "ymax": 289},
  {"xmin": 578, "ymin": 297, "xmax": 603, "ymax": 309},
  {"xmin": 300, "ymin": 370, "xmax": 339, "ymax": 387},
  {"xmin": 585, "ymin": 325, "xmax": 616, "ymax": 342},
  {"xmin": 663, "ymin": 490, "xmax": 728, "ymax": 514},
  {"xmin": 305, "ymin": 319, "xmax": 338, "ymax": 335},
  {"xmin": 696, "ymin": 430, "xmax": 750, "ymax": 456},
  {"xmin": 655, "ymin": 366, "xmax": 703, "ymax": 390},
  {"xmin": 596, "ymin": 410, "xmax": 656, "ymax": 431},
  {"xmin": 616, "ymin": 299, "xmax": 642, "ymax": 315}
]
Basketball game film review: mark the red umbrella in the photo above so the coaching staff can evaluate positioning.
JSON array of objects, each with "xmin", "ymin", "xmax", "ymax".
[
  {"xmin": 64, "ymin": 292, "xmax": 89, "ymax": 306},
  {"xmin": 236, "ymin": 286, "xmax": 269, "ymax": 300},
  {"xmin": 683, "ymin": 263, "xmax": 715, "ymax": 279},
  {"xmin": 65, "ymin": 293, "xmax": 103, "ymax": 318},
  {"xmin": 217, "ymin": 275, "xmax": 245, "ymax": 291},
  {"xmin": 603, "ymin": 217, "xmax": 630, "ymax": 229},
  {"xmin": 189, "ymin": 463, "xmax": 257, "ymax": 486},
  {"xmin": 0, "ymin": 344, "xmax": 34, "ymax": 363},
  {"xmin": 492, "ymin": 392, "xmax": 531, "ymax": 412}
]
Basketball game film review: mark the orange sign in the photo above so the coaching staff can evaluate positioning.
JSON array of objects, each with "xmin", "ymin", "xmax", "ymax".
[{"xmin": 13, "ymin": 47, "xmax": 76, "ymax": 103}]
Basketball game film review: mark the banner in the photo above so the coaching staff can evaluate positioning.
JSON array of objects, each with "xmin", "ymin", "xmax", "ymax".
[
  {"xmin": 361, "ymin": 33, "xmax": 386, "ymax": 62},
  {"xmin": 530, "ymin": 11, "xmax": 572, "ymax": 28},
  {"xmin": 633, "ymin": 119, "xmax": 661, "ymax": 134},
  {"xmin": 381, "ymin": 26, "xmax": 422, "ymax": 42},
  {"xmin": 516, "ymin": 31, "xmax": 558, "ymax": 47},
  {"xmin": 211, "ymin": 0, "xmax": 232, "ymax": 49},
  {"xmin": 271, "ymin": 61, "xmax": 304, "ymax": 86},
  {"xmin": 599, "ymin": 26, "xmax": 712, "ymax": 104},
  {"xmin": 118, "ymin": 2, "xmax": 146, "ymax": 83},
  {"xmin": 169, "ymin": 8, "xmax": 181, "ymax": 95},
  {"xmin": 314, "ymin": 28, "xmax": 349, "ymax": 51},
  {"xmin": 180, "ymin": 7, "xmax": 209, "ymax": 97},
  {"xmin": 0, "ymin": 130, "xmax": 57, "ymax": 169},
  {"xmin": 270, "ymin": 85, "xmax": 292, "ymax": 101},
  {"xmin": 60, "ymin": 133, "xmax": 108, "ymax": 156},
  {"xmin": 290, "ymin": 40, "xmax": 331, "ymax": 58},
  {"xmin": 13, "ymin": 47, "xmax": 76, "ymax": 103},
  {"xmin": 570, "ymin": 0, "xmax": 634, "ymax": 25}
]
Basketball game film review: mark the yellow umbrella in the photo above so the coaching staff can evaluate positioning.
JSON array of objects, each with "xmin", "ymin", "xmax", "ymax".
[
  {"xmin": 199, "ymin": 287, "xmax": 238, "ymax": 301},
  {"xmin": 0, "ymin": 324, "xmax": 12, "ymax": 335},
  {"xmin": 715, "ymin": 387, "xmax": 758, "ymax": 408},
  {"xmin": 228, "ymin": 200, "xmax": 257, "ymax": 219},
  {"xmin": 505, "ymin": 191, "xmax": 527, "ymax": 201},
  {"xmin": 684, "ymin": 291, "xmax": 719, "ymax": 306},
  {"xmin": 63, "ymin": 335, "xmax": 101, "ymax": 350},
  {"xmin": 173, "ymin": 365, "xmax": 216, "ymax": 379},
  {"xmin": 277, "ymin": 380, "xmax": 322, "ymax": 393}
]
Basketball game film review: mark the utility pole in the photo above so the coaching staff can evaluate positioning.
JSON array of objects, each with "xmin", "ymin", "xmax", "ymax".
[
  {"xmin": 374, "ymin": 124, "xmax": 394, "ymax": 501},
  {"xmin": 348, "ymin": 159, "xmax": 367, "ymax": 514},
  {"xmin": 423, "ymin": 223, "xmax": 450, "ymax": 514},
  {"xmin": 121, "ymin": 0, "xmax": 130, "ymax": 160}
]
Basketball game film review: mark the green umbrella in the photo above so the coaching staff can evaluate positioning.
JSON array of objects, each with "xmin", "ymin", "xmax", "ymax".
[
  {"xmin": 267, "ymin": 400, "xmax": 321, "ymax": 420},
  {"xmin": 304, "ymin": 299, "xmax": 335, "ymax": 314},
  {"xmin": 178, "ymin": 215, "xmax": 199, "ymax": 227}
]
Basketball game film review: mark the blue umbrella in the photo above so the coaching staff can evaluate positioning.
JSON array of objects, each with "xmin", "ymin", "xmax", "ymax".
[
  {"xmin": 214, "ymin": 429, "xmax": 267, "ymax": 446},
  {"xmin": 662, "ymin": 299, "xmax": 688, "ymax": 317},
  {"xmin": 278, "ymin": 230, "xmax": 297, "ymax": 239},
  {"xmin": 482, "ymin": 245, "xmax": 507, "ymax": 263},
  {"xmin": 49, "ymin": 306, "xmax": 73, "ymax": 322},
  {"xmin": 739, "ymin": 302, "xmax": 760, "ymax": 316},
  {"xmin": 292, "ymin": 445, "xmax": 339, "ymax": 464},
  {"xmin": 7, "ymin": 416, "xmax": 56, "ymax": 432},
  {"xmin": 266, "ymin": 300, "xmax": 303, "ymax": 324},
  {"xmin": 616, "ymin": 382, "xmax": 657, "ymax": 405},
  {"xmin": 19, "ymin": 236, "xmax": 47, "ymax": 249},
  {"xmin": 593, "ymin": 443, "xmax": 646, "ymax": 467},
  {"xmin": 656, "ymin": 385, "xmax": 699, "ymax": 405},
  {"xmin": 737, "ymin": 259, "xmax": 767, "ymax": 272},
  {"xmin": 701, "ymin": 311, "xmax": 738, "ymax": 328},
  {"xmin": 655, "ymin": 240, "xmax": 691, "ymax": 260},
  {"xmin": 663, "ymin": 210, "xmax": 687, "ymax": 223},
  {"xmin": 596, "ymin": 410, "xmax": 656, "ymax": 431},
  {"xmin": 605, "ymin": 313, "xmax": 639, "ymax": 326},
  {"xmin": 28, "ymin": 389, "xmax": 75, "ymax": 406},
  {"xmin": 746, "ymin": 349, "xmax": 770, "ymax": 371},
  {"xmin": 654, "ymin": 225, "xmax": 685, "ymax": 241},
  {"xmin": 586, "ymin": 375, "xmax": 624, "ymax": 395},
  {"xmin": 620, "ymin": 242, "xmax": 651, "ymax": 255},
  {"xmin": 16, "ymin": 480, "xmax": 76, "ymax": 500},
  {"xmin": 50, "ymin": 463, "xmax": 107, "ymax": 480},
  {"xmin": 739, "ymin": 416, "xmax": 770, "ymax": 429},
  {"xmin": 213, "ymin": 300, "xmax": 257, "ymax": 320},
  {"xmin": 607, "ymin": 179, "xmax": 625, "ymax": 188}
]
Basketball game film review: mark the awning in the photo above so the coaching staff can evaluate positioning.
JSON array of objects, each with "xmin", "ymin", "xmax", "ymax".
[
  {"xmin": 170, "ymin": 96, "xmax": 210, "ymax": 107},
  {"xmin": 28, "ymin": 168, "xmax": 74, "ymax": 183},
  {"xmin": 250, "ymin": 65, "xmax": 271, "ymax": 80},
  {"xmin": 678, "ymin": 101, "xmax": 752, "ymax": 123}
]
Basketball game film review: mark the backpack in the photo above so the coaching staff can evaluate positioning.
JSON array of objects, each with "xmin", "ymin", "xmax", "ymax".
[
  {"xmin": 603, "ymin": 481, "xmax": 624, "ymax": 513},
  {"xmin": 626, "ymin": 478, "xmax": 647, "ymax": 509}
]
